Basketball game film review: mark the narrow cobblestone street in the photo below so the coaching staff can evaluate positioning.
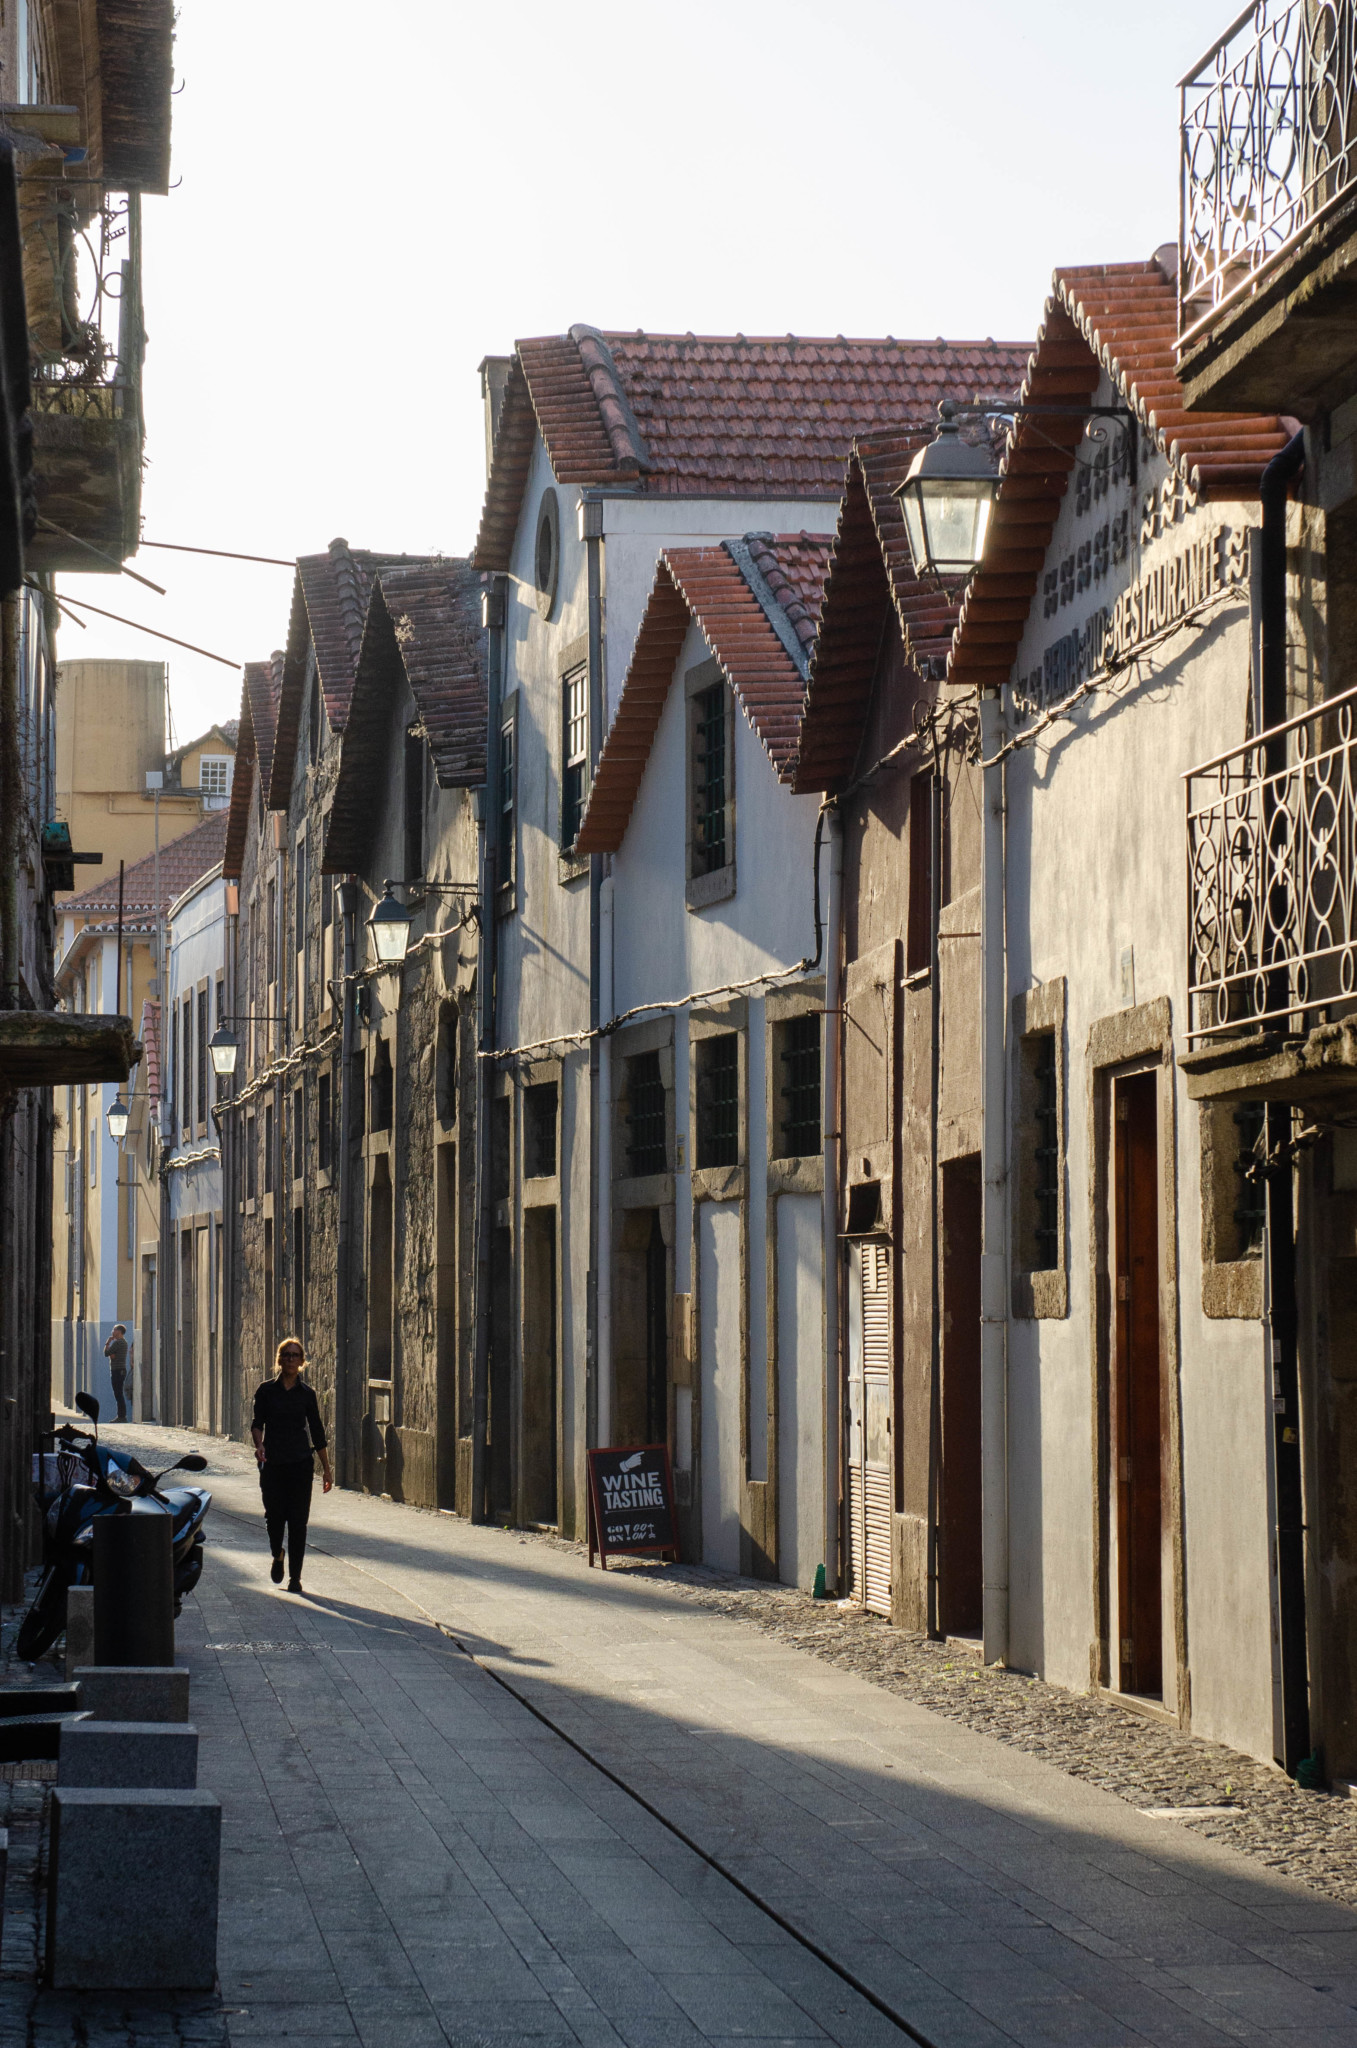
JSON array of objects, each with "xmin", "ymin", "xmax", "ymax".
[{"xmin": 0, "ymin": 1421, "xmax": 1348, "ymax": 2048}]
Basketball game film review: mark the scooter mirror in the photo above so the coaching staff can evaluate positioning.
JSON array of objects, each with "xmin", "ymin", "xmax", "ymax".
[
  {"xmin": 74, "ymin": 1393, "xmax": 99, "ymax": 1424},
  {"xmin": 174, "ymin": 1455, "xmax": 208, "ymax": 1472}
]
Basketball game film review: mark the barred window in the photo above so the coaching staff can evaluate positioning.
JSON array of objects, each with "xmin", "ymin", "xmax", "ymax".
[
  {"xmin": 562, "ymin": 667, "xmax": 588, "ymax": 850},
  {"xmin": 625, "ymin": 1053, "xmax": 666, "ymax": 1177},
  {"xmin": 693, "ymin": 682, "xmax": 727, "ymax": 874},
  {"xmin": 696, "ymin": 1034, "xmax": 739, "ymax": 1169},
  {"xmin": 1032, "ymin": 1033, "xmax": 1058, "ymax": 1271},
  {"xmin": 778, "ymin": 1014, "xmax": 821, "ymax": 1158}
]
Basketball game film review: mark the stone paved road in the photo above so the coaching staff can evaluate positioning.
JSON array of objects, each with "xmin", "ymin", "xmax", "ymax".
[{"xmin": 73, "ymin": 1422, "xmax": 1357, "ymax": 2048}]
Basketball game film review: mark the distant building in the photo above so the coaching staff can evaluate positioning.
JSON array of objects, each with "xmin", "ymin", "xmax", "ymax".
[{"xmin": 51, "ymin": 813, "xmax": 227, "ymax": 1417}]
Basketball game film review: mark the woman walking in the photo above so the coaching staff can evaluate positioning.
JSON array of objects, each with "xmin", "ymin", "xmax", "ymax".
[{"xmin": 251, "ymin": 1338, "xmax": 332, "ymax": 1594}]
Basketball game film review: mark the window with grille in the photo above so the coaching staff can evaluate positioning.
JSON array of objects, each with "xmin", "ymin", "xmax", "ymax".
[
  {"xmin": 317, "ymin": 1070, "xmax": 332, "ymax": 1176},
  {"xmin": 525, "ymin": 1081, "xmax": 558, "ymax": 1178},
  {"xmin": 562, "ymin": 667, "xmax": 587, "ymax": 850},
  {"xmin": 625, "ymin": 1053, "xmax": 666, "ymax": 1177},
  {"xmin": 246, "ymin": 1113, "xmax": 257, "ymax": 1201},
  {"xmin": 1032, "ymin": 1032, "xmax": 1058, "ymax": 1271},
  {"xmin": 777, "ymin": 1014, "xmax": 821, "ymax": 1157},
  {"xmin": 692, "ymin": 682, "xmax": 727, "ymax": 874},
  {"xmin": 263, "ymin": 1101, "xmax": 274, "ymax": 1195},
  {"xmin": 1232, "ymin": 1102, "xmax": 1266, "ymax": 1256},
  {"xmin": 292, "ymin": 1085, "xmax": 304, "ymax": 1183},
  {"xmin": 696, "ymin": 1034, "xmax": 739, "ymax": 1169}
]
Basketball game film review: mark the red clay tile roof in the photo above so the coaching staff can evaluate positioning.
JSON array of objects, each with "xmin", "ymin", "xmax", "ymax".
[
  {"xmin": 222, "ymin": 661, "xmax": 279, "ymax": 880},
  {"xmin": 138, "ymin": 999, "xmax": 160, "ymax": 1104},
  {"xmin": 947, "ymin": 260, "xmax": 1293, "ymax": 691},
  {"xmin": 792, "ymin": 434, "xmax": 973, "ymax": 793},
  {"xmin": 323, "ymin": 561, "xmax": 488, "ymax": 876},
  {"xmin": 473, "ymin": 331, "xmax": 1034, "ymax": 571},
  {"xmin": 61, "ymin": 812, "xmax": 228, "ymax": 921},
  {"xmin": 269, "ymin": 541, "xmax": 435, "ymax": 808},
  {"xmin": 575, "ymin": 535, "xmax": 829, "ymax": 856}
]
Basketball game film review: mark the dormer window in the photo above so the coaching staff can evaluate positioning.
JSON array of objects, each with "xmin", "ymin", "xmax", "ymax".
[{"xmin": 199, "ymin": 755, "xmax": 232, "ymax": 807}]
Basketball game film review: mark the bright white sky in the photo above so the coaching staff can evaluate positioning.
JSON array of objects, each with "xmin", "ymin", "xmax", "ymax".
[{"xmin": 55, "ymin": 0, "xmax": 1237, "ymax": 745}]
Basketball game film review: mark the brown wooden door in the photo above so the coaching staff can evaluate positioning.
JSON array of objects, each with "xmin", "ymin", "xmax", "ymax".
[
  {"xmin": 1114, "ymin": 1073, "xmax": 1164, "ymax": 1699},
  {"xmin": 939, "ymin": 1156, "xmax": 983, "ymax": 1636}
]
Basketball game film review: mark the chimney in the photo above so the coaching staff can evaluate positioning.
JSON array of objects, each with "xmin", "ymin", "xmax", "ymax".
[{"xmin": 479, "ymin": 355, "xmax": 513, "ymax": 480}]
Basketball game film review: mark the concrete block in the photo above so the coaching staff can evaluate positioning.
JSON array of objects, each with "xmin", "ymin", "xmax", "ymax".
[
  {"xmin": 64, "ymin": 1586, "xmax": 94, "ymax": 1680},
  {"xmin": 73, "ymin": 1665, "xmax": 189, "ymax": 1723},
  {"xmin": 59, "ymin": 1719, "xmax": 198, "ymax": 1789},
  {"xmin": 47, "ymin": 1787, "xmax": 220, "ymax": 1989}
]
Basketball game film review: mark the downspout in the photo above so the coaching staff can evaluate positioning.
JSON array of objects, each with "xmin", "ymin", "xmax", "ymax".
[
  {"xmin": 582, "ymin": 495, "xmax": 604, "ymax": 1458},
  {"xmin": 335, "ymin": 880, "xmax": 359, "ymax": 1486},
  {"xmin": 822, "ymin": 804, "xmax": 844, "ymax": 1590},
  {"xmin": 471, "ymin": 576, "xmax": 505, "ymax": 1523},
  {"xmin": 979, "ymin": 685, "xmax": 1009, "ymax": 1666},
  {"xmin": 1259, "ymin": 426, "xmax": 1310, "ymax": 1775},
  {"xmin": 597, "ymin": 870, "xmax": 613, "ymax": 1451},
  {"xmin": 926, "ymin": 757, "xmax": 944, "ymax": 1639},
  {"xmin": 0, "ymin": 591, "xmax": 19, "ymax": 1008}
]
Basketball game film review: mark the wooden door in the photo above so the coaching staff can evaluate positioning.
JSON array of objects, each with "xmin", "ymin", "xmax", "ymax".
[
  {"xmin": 1114, "ymin": 1072, "xmax": 1164, "ymax": 1699},
  {"xmin": 940, "ymin": 1156, "xmax": 983, "ymax": 1635},
  {"xmin": 847, "ymin": 1240, "xmax": 892, "ymax": 1614}
]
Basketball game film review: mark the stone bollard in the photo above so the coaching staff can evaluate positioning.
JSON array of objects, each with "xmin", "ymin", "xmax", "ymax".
[
  {"xmin": 92, "ymin": 1516, "xmax": 173, "ymax": 1667},
  {"xmin": 58, "ymin": 1719, "xmax": 198, "ymax": 1789},
  {"xmin": 73, "ymin": 1666, "xmax": 189, "ymax": 1723},
  {"xmin": 47, "ymin": 1788, "xmax": 220, "ymax": 1989},
  {"xmin": 64, "ymin": 1586, "xmax": 94, "ymax": 1680}
]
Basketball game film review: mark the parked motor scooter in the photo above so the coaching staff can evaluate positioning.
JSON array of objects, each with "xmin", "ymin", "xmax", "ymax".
[{"xmin": 18, "ymin": 1393, "xmax": 212, "ymax": 1660}]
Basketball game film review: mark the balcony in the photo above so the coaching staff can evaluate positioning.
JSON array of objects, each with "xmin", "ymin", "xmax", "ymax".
[
  {"xmin": 1178, "ymin": 0, "xmax": 1357, "ymax": 415},
  {"xmin": 21, "ymin": 175, "xmax": 144, "ymax": 574},
  {"xmin": 1183, "ymin": 683, "xmax": 1357, "ymax": 1105}
]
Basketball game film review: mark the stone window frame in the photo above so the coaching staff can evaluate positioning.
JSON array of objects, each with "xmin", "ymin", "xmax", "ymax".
[
  {"xmin": 612, "ymin": 1014, "xmax": 676, "ymax": 1205},
  {"xmin": 1198, "ymin": 1097, "xmax": 1265, "ymax": 1319},
  {"xmin": 1011, "ymin": 976, "xmax": 1069, "ymax": 1320},
  {"xmin": 765, "ymin": 984, "xmax": 825, "ymax": 1193},
  {"xmin": 684, "ymin": 656, "xmax": 736, "ymax": 912}
]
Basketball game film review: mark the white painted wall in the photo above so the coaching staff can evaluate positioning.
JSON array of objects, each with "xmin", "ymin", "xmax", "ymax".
[
  {"xmin": 699, "ymin": 1199, "xmax": 742, "ymax": 1571},
  {"xmin": 1004, "ymin": 377, "xmax": 1275, "ymax": 1759},
  {"xmin": 777, "ymin": 1191, "xmax": 824, "ymax": 1588}
]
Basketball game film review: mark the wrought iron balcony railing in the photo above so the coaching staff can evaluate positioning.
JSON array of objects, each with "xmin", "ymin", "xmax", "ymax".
[
  {"xmin": 1186, "ymin": 682, "xmax": 1357, "ymax": 1044},
  {"xmin": 1179, "ymin": 0, "xmax": 1357, "ymax": 345}
]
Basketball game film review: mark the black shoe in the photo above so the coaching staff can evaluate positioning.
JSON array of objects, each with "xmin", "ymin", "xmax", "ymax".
[
  {"xmin": 270, "ymin": 1555, "xmax": 284, "ymax": 1584},
  {"xmin": 287, "ymin": 1579, "xmax": 304, "ymax": 1595}
]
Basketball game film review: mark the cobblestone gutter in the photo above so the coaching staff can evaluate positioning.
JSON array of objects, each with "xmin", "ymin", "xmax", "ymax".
[{"xmin": 603, "ymin": 1556, "xmax": 1357, "ymax": 1910}]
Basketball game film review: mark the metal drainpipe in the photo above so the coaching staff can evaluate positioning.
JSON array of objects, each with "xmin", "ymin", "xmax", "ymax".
[
  {"xmin": 582, "ymin": 497, "xmax": 604, "ymax": 1460},
  {"xmin": 1259, "ymin": 426, "xmax": 1311, "ymax": 1775},
  {"xmin": 821, "ymin": 805, "xmax": 844, "ymax": 1590},
  {"xmin": 979, "ymin": 686, "xmax": 1010, "ymax": 1667},
  {"xmin": 471, "ymin": 576, "xmax": 505, "ymax": 1525},
  {"xmin": 926, "ymin": 758, "xmax": 944, "ymax": 1639},
  {"xmin": 0, "ymin": 592, "xmax": 20, "ymax": 1009},
  {"xmin": 335, "ymin": 880, "xmax": 359, "ymax": 1487}
]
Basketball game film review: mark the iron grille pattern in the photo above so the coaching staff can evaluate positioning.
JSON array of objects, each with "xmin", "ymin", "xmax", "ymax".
[
  {"xmin": 625, "ymin": 1053, "xmax": 666, "ymax": 1177},
  {"xmin": 694, "ymin": 683, "xmax": 727, "ymax": 874},
  {"xmin": 697, "ymin": 1034, "xmax": 739, "ymax": 1169},
  {"xmin": 779, "ymin": 1013, "xmax": 821, "ymax": 1156},
  {"xmin": 1033, "ymin": 1034, "xmax": 1059, "ymax": 1269},
  {"xmin": 1179, "ymin": 0, "xmax": 1357, "ymax": 340},
  {"xmin": 1187, "ymin": 683, "xmax": 1357, "ymax": 1042}
]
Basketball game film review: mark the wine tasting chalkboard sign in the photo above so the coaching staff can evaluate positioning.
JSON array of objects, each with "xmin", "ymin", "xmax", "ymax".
[{"xmin": 586, "ymin": 1445, "xmax": 678, "ymax": 1568}]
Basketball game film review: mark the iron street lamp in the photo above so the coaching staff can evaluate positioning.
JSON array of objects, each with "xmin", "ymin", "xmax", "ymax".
[
  {"xmin": 368, "ymin": 887, "xmax": 415, "ymax": 966},
  {"xmin": 208, "ymin": 1025, "xmax": 240, "ymax": 1079},
  {"xmin": 895, "ymin": 401, "xmax": 1000, "ymax": 581},
  {"xmin": 106, "ymin": 1096, "xmax": 129, "ymax": 1142}
]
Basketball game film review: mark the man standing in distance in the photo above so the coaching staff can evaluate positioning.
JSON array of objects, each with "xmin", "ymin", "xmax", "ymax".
[
  {"xmin": 252, "ymin": 1337, "xmax": 332, "ymax": 1594},
  {"xmin": 104, "ymin": 1324, "xmax": 130, "ymax": 1422}
]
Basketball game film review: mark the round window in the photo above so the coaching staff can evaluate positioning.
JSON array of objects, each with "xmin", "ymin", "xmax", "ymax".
[{"xmin": 535, "ymin": 489, "xmax": 559, "ymax": 619}]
